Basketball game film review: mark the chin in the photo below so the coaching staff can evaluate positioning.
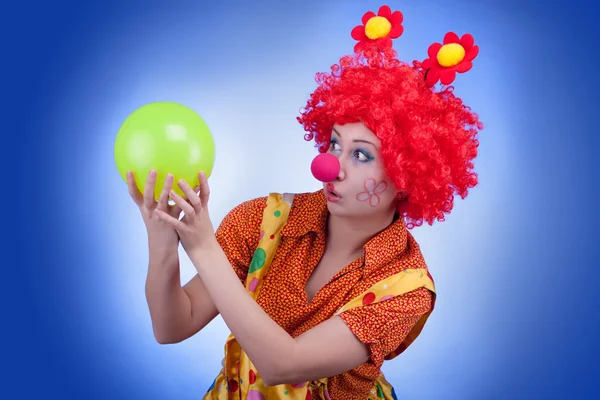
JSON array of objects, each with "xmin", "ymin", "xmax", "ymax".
[
  {"xmin": 326, "ymin": 201, "xmax": 344, "ymax": 214},
  {"xmin": 330, "ymin": 201, "xmax": 397, "ymax": 219},
  {"xmin": 326, "ymin": 202, "xmax": 360, "ymax": 218}
]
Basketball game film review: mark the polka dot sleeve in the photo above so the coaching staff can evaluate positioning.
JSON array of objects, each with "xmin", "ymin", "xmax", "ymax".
[
  {"xmin": 338, "ymin": 286, "xmax": 434, "ymax": 368},
  {"xmin": 214, "ymin": 197, "xmax": 266, "ymax": 284}
]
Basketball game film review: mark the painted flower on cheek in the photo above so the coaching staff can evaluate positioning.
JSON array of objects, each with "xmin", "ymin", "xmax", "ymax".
[{"xmin": 356, "ymin": 178, "xmax": 388, "ymax": 207}]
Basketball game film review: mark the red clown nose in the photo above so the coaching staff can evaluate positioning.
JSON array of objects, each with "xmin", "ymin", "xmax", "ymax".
[{"xmin": 311, "ymin": 153, "xmax": 340, "ymax": 182}]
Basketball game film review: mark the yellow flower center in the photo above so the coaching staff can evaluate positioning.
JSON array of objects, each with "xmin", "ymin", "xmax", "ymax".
[
  {"xmin": 365, "ymin": 16, "xmax": 392, "ymax": 40},
  {"xmin": 437, "ymin": 43, "xmax": 466, "ymax": 67}
]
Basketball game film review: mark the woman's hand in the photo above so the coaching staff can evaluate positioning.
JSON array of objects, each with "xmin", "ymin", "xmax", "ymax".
[
  {"xmin": 153, "ymin": 171, "xmax": 217, "ymax": 257},
  {"xmin": 127, "ymin": 170, "xmax": 182, "ymax": 252}
]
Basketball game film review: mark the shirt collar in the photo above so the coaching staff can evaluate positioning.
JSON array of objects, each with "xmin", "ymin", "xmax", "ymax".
[
  {"xmin": 280, "ymin": 189, "xmax": 410, "ymax": 276},
  {"xmin": 280, "ymin": 189, "xmax": 328, "ymax": 237},
  {"xmin": 362, "ymin": 216, "xmax": 408, "ymax": 276}
]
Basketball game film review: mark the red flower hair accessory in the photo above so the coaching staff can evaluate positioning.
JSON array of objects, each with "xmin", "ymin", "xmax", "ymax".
[
  {"xmin": 351, "ymin": 5, "xmax": 404, "ymax": 52},
  {"xmin": 421, "ymin": 32, "xmax": 479, "ymax": 86}
]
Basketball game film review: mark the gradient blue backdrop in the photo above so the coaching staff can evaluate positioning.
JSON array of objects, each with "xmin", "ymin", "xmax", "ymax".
[{"xmin": 6, "ymin": 0, "xmax": 598, "ymax": 399}]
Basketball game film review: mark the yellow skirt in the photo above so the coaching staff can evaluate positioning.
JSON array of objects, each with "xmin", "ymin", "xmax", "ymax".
[{"xmin": 203, "ymin": 366, "xmax": 398, "ymax": 399}]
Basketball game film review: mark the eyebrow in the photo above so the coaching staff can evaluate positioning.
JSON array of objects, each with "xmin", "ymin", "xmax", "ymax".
[{"xmin": 332, "ymin": 128, "xmax": 377, "ymax": 148}]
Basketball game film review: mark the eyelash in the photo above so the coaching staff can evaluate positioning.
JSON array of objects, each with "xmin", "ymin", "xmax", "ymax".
[{"xmin": 329, "ymin": 139, "xmax": 374, "ymax": 163}]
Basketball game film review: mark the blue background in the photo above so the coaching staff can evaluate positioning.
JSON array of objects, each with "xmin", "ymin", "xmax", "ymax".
[{"xmin": 6, "ymin": 0, "xmax": 598, "ymax": 398}]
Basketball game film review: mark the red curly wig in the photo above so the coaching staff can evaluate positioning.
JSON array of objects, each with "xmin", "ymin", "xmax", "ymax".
[{"xmin": 297, "ymin": 45, "xmax": 484, "ymax": 229}]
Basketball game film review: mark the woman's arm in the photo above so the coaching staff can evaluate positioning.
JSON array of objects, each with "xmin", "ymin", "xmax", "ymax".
[
  {"xmin": 190, "ymin": 241, "xmax": 370, "ymax": 386},
  {"xmin": 154, "ymin": 176, "xmax": 428, "ymax": 385},
  {"xmin": 147, "ymin": 267, "xmax": 220, "ymax": 344},
  {"xmin": 152, "ymin": 193, "xmax": 263, "ymax": 344}
]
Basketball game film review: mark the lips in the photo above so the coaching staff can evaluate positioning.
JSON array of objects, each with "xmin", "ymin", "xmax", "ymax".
[{"xmin": 325, "ymin": 183, "xmax": 341, "ymax": 198}]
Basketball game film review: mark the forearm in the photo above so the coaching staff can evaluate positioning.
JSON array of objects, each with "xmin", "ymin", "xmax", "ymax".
[
  {"xmin": 145, "ymin": 241, "xmax": 192, "ymax": 344},
  {"xmin": 191, "ymin": 240, "xmax": 296, "ymax": 384}
]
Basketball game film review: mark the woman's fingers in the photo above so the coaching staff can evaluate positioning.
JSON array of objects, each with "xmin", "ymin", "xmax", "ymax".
[
  {"xmin": 198, "ymin": 171, "xmax": 210, "ymax": 207},
  {"xmin": 143, "ymin": 170, "xmax": 158, "ymax": 208},
  {"xmin": 168, "ymin": 183, "xmax": 198, "ymax": 218},
  {"xmin": 157, "ymin": 174, "xmax": 174, "ymax": 211},
  {"xmin": 128, "ymin": 170, "xmax": 204, "ymax": 221},
  {"xmin": 126, "ymin": 171, "xmax": 143, "ymax": 207},
  {"xmin": 169, "ymin": 189, "xmax": 195, "ymax": 217},
  {"xmin": 154, "ymin": 208, "xmax": 184, "ymax": 231},
  {"xmin": 178, "ymin": 179, "xmax": 202, "ymax": 209}
]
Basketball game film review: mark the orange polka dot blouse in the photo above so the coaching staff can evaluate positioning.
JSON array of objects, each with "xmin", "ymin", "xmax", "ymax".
[{"xmin": 214, "ymin": 189, "xmax": 435, "ymax": 400}]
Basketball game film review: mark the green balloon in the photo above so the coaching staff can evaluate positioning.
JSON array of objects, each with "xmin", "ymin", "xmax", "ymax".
[{"xmin": 114, "ymin": 102, "xmax": 215, "ymax": 200}]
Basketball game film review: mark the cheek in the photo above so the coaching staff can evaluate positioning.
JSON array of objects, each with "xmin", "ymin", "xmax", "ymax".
[{"xmin": 354, "ymin": 177, "xmax": 390, "ymax": 208}]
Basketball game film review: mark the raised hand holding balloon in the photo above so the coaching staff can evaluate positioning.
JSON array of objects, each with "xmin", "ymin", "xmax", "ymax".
[{"xmin": 152, "ymin": 171, "xmax": 217, "ymax": 255}]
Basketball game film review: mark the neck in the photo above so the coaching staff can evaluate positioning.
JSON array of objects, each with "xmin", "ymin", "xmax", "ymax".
[{"xmin": 325, "ymin": 208, "xmax": 399, "ymax": 256}]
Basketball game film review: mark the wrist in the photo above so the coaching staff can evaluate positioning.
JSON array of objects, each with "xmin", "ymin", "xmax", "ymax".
[
  {"xmin": 149, "ymin": 246, "xmax": 179, "ymax": 261},
  {"xmin": 189, "ymin": 238, "xmax": 220, "ymax": 270},
  {"xmin": 148, "ymin": 238, "xmax": 180, "ymax": 266}
]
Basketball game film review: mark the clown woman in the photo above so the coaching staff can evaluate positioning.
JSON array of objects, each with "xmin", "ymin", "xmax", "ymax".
[{"xmin": 129, "ymin": 5, "xmax": 483, "ymax": 399}]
